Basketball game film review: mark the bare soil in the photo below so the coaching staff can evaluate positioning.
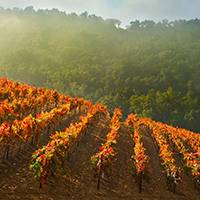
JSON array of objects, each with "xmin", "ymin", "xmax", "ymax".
[{"xmin": 0, "ymin": 115, "xmax": 199, "ymax": 200}]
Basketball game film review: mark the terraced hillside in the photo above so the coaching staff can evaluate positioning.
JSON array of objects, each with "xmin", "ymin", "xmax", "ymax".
[{"xmin": 0, "ymin": 78, "xmax": 199, "ymax": 200}]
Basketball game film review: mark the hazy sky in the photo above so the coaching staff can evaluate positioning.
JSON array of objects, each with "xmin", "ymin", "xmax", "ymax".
[{"xmin": 0, "ymin": 0, "xmax": 199, "ymax": 25}]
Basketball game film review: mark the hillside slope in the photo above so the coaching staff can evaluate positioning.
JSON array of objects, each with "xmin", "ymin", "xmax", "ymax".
[
  {"xmin": 0, "ymin": 121, "xmax": 199, "ymax": 200},
  {"xmin": 0, "ymin": 8, "xmax": 200, "ymax": 131},
  {"xmin": 0, "ymin": 78, "xmax": 199, "ymax": 200}
]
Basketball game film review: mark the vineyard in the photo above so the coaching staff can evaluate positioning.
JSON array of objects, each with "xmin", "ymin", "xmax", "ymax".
[{"xmin": 0, "ymin": 77, "xmax": 199, "ymax": 200}]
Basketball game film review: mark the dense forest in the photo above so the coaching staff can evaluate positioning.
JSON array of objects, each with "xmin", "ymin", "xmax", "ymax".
[{"xmin": 0, "ymin": 7, "xmax": 199, "ymax": 131}]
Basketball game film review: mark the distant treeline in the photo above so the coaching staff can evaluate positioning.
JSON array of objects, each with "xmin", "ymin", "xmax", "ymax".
[{"xmin": 0, "ymin": 7, "xmax": 199, "ymax": 131}]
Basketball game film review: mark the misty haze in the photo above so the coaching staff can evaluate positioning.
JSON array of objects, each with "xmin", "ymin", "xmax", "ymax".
[{"xmin": 0, "ymin": 1, "xmax": 199, "ymax": 200}]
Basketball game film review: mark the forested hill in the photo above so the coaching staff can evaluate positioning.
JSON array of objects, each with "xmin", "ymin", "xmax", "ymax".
[{"xmin": 0, "ymin": 7, "xmax": 199, "ymax": 131}]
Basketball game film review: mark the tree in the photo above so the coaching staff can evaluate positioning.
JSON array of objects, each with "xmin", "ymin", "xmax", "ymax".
[
  {"xmin": 24, "ymin": 6, "xmax": 35, "ymax": 14},
  {"xmin": 80, "ymin": 11, "xmax": 88, "ymax": 18},
  {"xmin": 105, "ymin": 18, "xmax": 121, "ymax": 28},
  {"xmin": 128, "ymin": 20, "xmax": 140, "ymax": 30}
]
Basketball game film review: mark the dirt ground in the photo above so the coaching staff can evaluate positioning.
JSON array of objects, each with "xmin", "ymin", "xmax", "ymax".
[{"xmin": 0, "ymin": 114, "xmax": 199, "ymax": 200}]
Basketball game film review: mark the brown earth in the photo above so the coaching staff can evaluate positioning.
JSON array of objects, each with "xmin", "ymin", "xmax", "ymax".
[{"xmin": 0, "ymin": 114, "xmax": 199, "ymax": 200}]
